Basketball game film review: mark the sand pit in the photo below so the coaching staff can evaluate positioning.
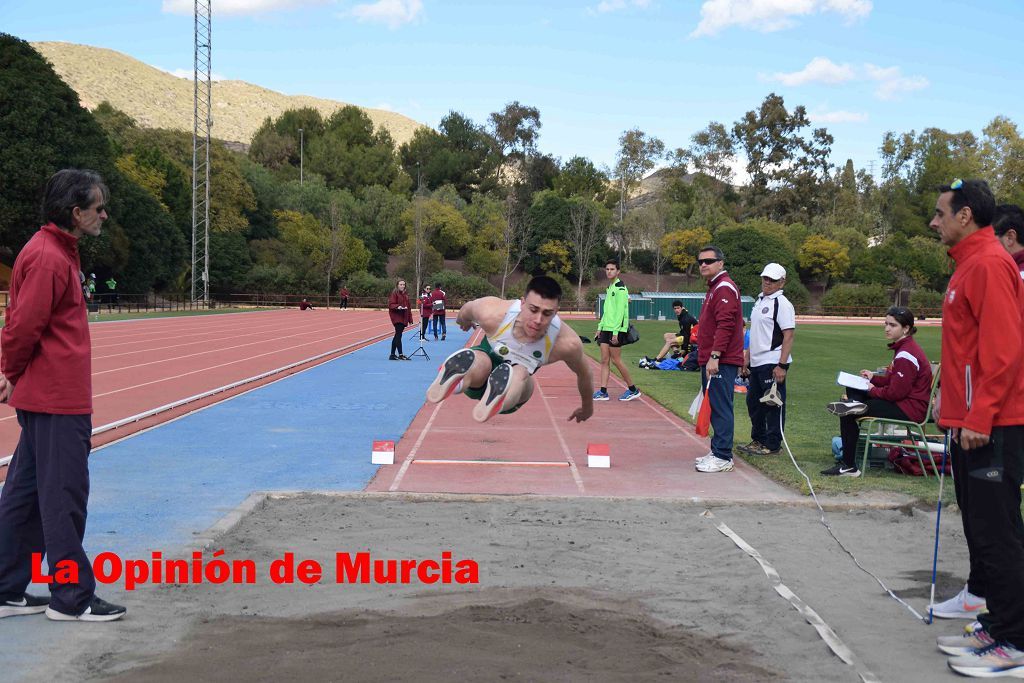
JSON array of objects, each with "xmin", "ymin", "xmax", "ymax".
[
  {"xmin": 11, "ymin": 494, "xmax": 975, "ymax": 682},
  {"xmin": 109, "ymin": 597, "xmax": 780, "ymax": 682}
]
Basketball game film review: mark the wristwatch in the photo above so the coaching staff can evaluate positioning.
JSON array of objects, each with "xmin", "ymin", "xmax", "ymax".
[
  {"xmin": 778, "ymin": 363, "xmax": 790, "ymax": 370},
  {"xmin": 710, "ymin": 353, "xmax": 721, "ymax": 360}
]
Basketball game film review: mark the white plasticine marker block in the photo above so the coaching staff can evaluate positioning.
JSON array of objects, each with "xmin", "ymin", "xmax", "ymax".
[
  {"xmin": 371, "ymin": 440, "xmax": 395, "ymax": 465},
  {"xmin": 587, "ymin": 443, "xmax": 610, "ymax": 468}
]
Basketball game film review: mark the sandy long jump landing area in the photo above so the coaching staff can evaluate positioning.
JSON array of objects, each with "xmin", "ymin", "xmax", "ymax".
[{"xmin": 32, "ymin": 494, "xmax": 973, "ymax": 683}]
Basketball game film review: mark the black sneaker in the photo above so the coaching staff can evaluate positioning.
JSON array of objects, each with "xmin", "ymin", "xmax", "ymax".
[
  {"xmin": 0, "ymin": 593, "xmax": 49, "ymax": 618},
  {"xmin": 389, "ymin": 354, "xmax": 399, "ymax": 360},
  {"xmin": 821, "ymin": 463, "xmax": 861, "ymax": 477},
  {"xmin": 398, "ymin": 354, "xmax": 412, "ymax": 361},
  {"xmin": 442, "ymin": 334, "xmax": 446, "ymax": 340},
  {"xmin": 826, "ymin": 401, "xmax": 868, "ymax": 417},
  {"xmin": 46, "ymin": 596, "xmax": 126, "ymax": 622}
]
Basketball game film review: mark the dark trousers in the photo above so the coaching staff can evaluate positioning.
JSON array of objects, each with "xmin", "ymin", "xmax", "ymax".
[
  {"xmin": 420, "ymin": 316, "xmax": 430, "ymax": 340},
  {"xmin": 700, "ymin": 364, "xmax": 738, "ymax": 460},
  {"xmin": 0, "ymin": 411, "xmax": 94, "ymax": 614},
  {"xmin": 432, "ymin": 314, "xmax": 446, "ymax": 338},
  {"xmin": 953, "ymin": 426, "xmax": 1024, "ymax": 648},
  {"xmin": 746, "ymin": 364, "xmax": 786, "ymax": 451},
  {"xmin": 390, "ymin": 322, "xmax": 405, "ymax": 356},
  {"xmin": 339, "ymin": 297, "xmax": 348, "ymax": 309},
  {"xmin": 839, "ymin": 394, "xmax": 907, "ymax": 468}
]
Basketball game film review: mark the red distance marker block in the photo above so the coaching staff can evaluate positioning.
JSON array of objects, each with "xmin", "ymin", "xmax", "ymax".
[
  {"xmin": 587, "ymin": 443, "xmax": 610, "ymax": 468},
  {"xmin": 371, "ymin": 440, "xmax": 395, "ymax": 465}
]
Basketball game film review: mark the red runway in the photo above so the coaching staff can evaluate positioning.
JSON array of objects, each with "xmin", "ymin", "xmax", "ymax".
[
  {"xmin": 368, "ymin": 331, "xmax": 799, "ymax": 502},
  {"xmin": 0, "ymin": 309, "xmax": 393, "ymax": 481}
]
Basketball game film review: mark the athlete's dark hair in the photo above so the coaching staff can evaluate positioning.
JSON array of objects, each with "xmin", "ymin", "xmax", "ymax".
[
  {"xmin": 525, "ymin": 275, "xmax": 562, "ymax": 301},
  {"xmin": 605, "ymin": 257, "xmax": 620, "ymax": 269},
  {"xmin": 698, "ymin": 245, "xmax": 725, "ymax": 261},
  {"xmin": 887, "ymin": 306, "xmax": 917, "ymax": 336},
  {"xmin": 672, "ymin": 300, "xmax": 683, "ymax": 307},
  {"xmin": 993, "ymin": 203, "xmax": 1024, "ymax": 242}
]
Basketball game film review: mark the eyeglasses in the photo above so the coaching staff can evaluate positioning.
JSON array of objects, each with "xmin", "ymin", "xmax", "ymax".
[
  {"xmin": 950, "ymin": 178, "xmax": 963, "ymax": 191},
  {"xmin": 697, "ymin": 258, "xmax": 721, "ymax": 265}
]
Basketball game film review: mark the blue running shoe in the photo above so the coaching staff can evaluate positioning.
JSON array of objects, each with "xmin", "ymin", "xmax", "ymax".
[
  {"xmin": 593, "ymin": 390, "xmax": 610, "ymax": 401},
  {"xmin": 619, "ymin": 388, "xmax": 642, "ymax": 401}
]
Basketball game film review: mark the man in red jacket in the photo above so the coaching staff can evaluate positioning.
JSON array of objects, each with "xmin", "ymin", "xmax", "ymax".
[
  {"xmin": 694, "ymin": 246, "xmax": 744, "ymax": 473},
  {"xmin": 928, "ymin": 179, "xmax": 1024, "ymax": 677},
  {"xmin": 0, "ymin": 170, "xmax": 125, "ymax": 622}
]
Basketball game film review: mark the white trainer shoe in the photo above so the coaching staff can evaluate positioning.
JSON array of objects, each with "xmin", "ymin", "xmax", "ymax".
[
  {"xmin": 931, "ymin": 584, "xmax": 987, "ymax": 620},
  {"xmin": 696, "ymin": 455, "xmax": 735, "ymax": 473}
]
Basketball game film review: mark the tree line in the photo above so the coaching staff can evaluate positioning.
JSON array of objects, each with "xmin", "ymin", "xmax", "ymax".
[{"xmin": 3, "ymin": 33, "xmax": 1023, "ymax": 311}]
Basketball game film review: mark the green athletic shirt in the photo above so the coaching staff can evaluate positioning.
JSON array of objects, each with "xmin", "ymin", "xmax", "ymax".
[{"xmin": 598, "ymin": 279, "xmax": 629, "ymax": 333}]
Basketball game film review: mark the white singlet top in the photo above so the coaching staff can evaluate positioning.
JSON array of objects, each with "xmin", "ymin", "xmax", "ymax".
[{"xmin": 487, "ymin": 300, "xmax": 562, "ymax": 374}]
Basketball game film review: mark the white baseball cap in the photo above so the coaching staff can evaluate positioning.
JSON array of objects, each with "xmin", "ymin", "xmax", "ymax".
[{"xmin": 760, "ymin": 263, "xmax": 787, "ymax": 280}]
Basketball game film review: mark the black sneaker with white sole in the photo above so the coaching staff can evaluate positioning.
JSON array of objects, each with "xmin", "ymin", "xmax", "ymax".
[
  {"xmin": 46, "ymin": 596, "xmax": 126, "ymax": 622},
  {"xmin": 826, "ymin": 401, "xmax": 868, "ymax": 417},
  {"xmin": 0, "ymin": 593, "xmax": 49, "ymax": 618},
  {"xmin": 820, "ymin": 463, "xmax": 861, "ymax": 477}
]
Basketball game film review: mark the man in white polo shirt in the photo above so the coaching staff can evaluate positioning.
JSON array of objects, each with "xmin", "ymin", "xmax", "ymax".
[{"xmin": 737, "ymin": 262, "xmax": 795, "ymax": 457}]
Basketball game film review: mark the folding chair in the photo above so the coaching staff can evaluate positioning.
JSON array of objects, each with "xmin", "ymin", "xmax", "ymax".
[{"xmin": 858, "ymin": 363, "xmax": 942, "ymax": 477}]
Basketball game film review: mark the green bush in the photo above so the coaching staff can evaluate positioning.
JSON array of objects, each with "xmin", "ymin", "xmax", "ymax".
[
  {"xmin": 782, "ymin": 278, "xmax": 811, "ymax": 313},
  {"xmin": 427, "ymin": 269, "xmax": 498, "ymax": 299},
  {"xmin": 820, "ymin": 283, "xmax": 891, "ymax": 315},
  {"xmin": 908, "ymin": 288, "xmax": 944, "ymax": 313},
  {"xmin": 346, "ymin": 270, "xmax": 395, "ymax": 297},
  {"xmin": 506, "ymin": 272, "xmax": 575, "ymax": 302}
]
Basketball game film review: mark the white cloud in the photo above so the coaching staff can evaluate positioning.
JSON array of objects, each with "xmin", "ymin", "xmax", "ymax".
[
  {"xmin": 691, "ymin": 0, "xmax": 871, "ymax": 37},
  {"xmin": 349, "ymin": 0, "xmax": 423, "ymax": 28},
  {"xmin": 809, "ymin": 109, "xmax": 868, "ymax": 123},
  {"xmin": 767, "ymin": 58, "xmax": 928, "ymax": 101},
  {"xmin": 160, "ymin": 67, "xmax": 226, "ymax": 81},
  {"xmin": 591, "ymin": 0, "xmax": 651, "ymax": 13},
  {"xmin": 162, "ymin": 0, "xmax": 327, "ymax": 16},
  {"xmin": 769, "ymin": 57, "xmax": 855, "ymax": 86},
  {"xmin": 865, "ymin": 63, "xmax": 929, "ymax": 100}
]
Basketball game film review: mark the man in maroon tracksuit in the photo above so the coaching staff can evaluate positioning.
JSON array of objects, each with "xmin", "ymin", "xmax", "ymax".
[
  {"xmin": 694, "ymin": 245, "xmax": 744, "ymax": 474},
  {"xmin": 0, "ymin": 170, "xmax": 126, "ymax": 622}
]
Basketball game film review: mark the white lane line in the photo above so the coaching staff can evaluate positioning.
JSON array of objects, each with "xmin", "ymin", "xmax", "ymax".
[
  {"xmin": 535, "ymin": 376, "xmax": 585, "ymax": 494},
  {"xmin": 389, "ymin": 400, "xmax": 445, "ymax": 492},
  {"xmin": 702, "ymin": 510, "xmax": 880, "ymax": 683},
  {"xmin": 413, "ymin": 459, "xmax": 569, "ymax": 467}
]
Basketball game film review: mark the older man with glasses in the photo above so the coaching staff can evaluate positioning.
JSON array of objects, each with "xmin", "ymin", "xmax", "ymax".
[
  {"xmin": 736, "ymin": 263, "xmax": 795, "ymax": 458},
  {"xmin": 693, "ymin": 245, "xmax": 744, "ymax": 473}
]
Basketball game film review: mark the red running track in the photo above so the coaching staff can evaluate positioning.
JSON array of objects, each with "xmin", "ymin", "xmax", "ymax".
[
  {"xmin": 367, "ymin": 330, "xmax": 800, "ymax": 502},
  {"xmin": 0, "ymin": 309, "xmax": 395, "ymax": 482}
]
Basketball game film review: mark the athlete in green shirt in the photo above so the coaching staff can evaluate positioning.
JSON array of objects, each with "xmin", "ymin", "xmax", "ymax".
[{"xmin": 594, "ymin": 258, "xmax": 641, "ymax": 401}]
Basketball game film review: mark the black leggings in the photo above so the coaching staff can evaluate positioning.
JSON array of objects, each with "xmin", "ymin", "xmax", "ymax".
[
  {"xmin": 839, "ymin": 394, "xmax": 908, "ymax": 468},
  {"xmin": 391, "ymin": 323, "xmax": 405, "ymax": 356}
]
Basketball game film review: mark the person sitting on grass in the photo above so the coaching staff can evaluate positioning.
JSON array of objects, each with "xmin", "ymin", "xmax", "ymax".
[
  {"xmin": 654, "ymin": 300, "xmax": 698, "ymax": 363},
  {"xmin": 821, "ymin": 306, "xmax": 933, "ymax": 478}
]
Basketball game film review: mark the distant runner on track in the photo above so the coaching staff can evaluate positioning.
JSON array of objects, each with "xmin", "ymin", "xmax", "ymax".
[{"xmin": 426, "ymin": 276, "xmax": 594, "ymax": 423}]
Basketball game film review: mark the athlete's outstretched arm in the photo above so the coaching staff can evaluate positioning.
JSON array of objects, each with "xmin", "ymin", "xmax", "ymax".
[{"xmin": 562, "ymin": 343, "xmax": 594, "ymax": 423}]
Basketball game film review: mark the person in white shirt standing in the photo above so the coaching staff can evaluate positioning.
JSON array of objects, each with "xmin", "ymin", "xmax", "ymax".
[{"xmin": 737, "ymin": 263, "xmax": 795, "ymax": 457}]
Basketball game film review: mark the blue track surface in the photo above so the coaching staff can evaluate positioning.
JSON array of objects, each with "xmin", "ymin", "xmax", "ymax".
[{"xmin": 81, "ymin": 326, "xmax": 469, "ymax": 558}]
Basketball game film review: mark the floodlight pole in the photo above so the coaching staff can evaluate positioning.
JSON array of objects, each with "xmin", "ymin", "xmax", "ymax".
[{"xmin": 191, "ymin": 0, "xmax": 212, "ymax": 305}]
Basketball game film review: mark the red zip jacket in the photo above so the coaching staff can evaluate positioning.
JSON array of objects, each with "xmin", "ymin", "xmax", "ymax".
[
  {"xmin": 939, "ymin": 227, "xmax": 1024, "ymax": 433},
  {"xmin": 418, "ymin": 292, "xmax": 433, "ymax": 318},
  {"xmin": 868, "ymin": 336, "xmax": 932, "ymax": 423},
  {"xmin": 1, "ymin": 224, "xmax": 92, "ymax": 414},
  {"xmin": 696, "ymin": 270, "xmax": 744, "ymax": 366},
  {"xmin": 388, "ymin": 290, "xmax": 413, "ymax": 325}
]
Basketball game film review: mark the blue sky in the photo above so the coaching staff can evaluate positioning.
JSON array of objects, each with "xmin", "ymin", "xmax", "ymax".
[{"xmin": 3, "ymin": 0, "xmax": 1022, "ymax": 180}]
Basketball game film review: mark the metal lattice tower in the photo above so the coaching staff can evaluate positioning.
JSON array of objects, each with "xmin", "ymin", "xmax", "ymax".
[{"xmin": 191, "ymin": 0, "xmax": 212, "ymax": 304}]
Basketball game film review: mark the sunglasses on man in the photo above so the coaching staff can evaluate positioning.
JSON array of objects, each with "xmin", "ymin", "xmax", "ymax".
[{"xmin": 697, "ymin": 257, "xmax": 721, "ymax": 265}]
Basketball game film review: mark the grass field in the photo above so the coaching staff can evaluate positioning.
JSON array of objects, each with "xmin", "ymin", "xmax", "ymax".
[{"xmin": 566, "ymin": 318, "xmax": 953, "ymax": 503}]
